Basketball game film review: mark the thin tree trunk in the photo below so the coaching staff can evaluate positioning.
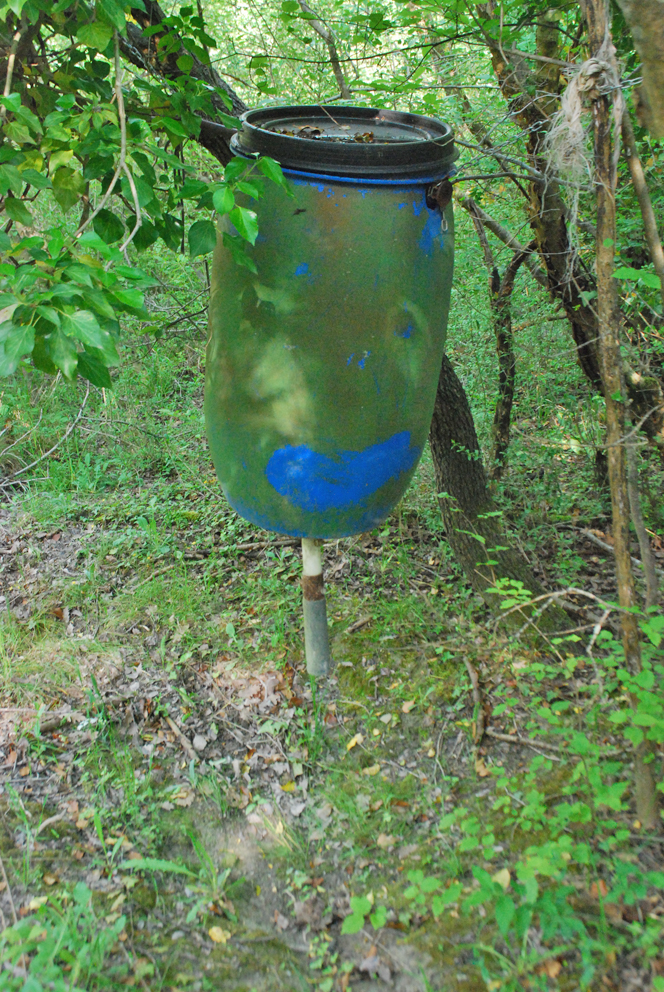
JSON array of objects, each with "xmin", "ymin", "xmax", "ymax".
[
  {"xmin": 477, "ymin": 2, "xmax": 603, "ymax": 388},
  {"xmin": 297, "ymin": 0, "xmax": 352, "ymax": 98},
  {"xmin": 582, "ymin": 0, "xmax": 659, "ymax": 830},
  {"xmin": 490, "ymin": 250, "xmax": 529, "ymax": 481},
  {"xmin": 626, "ymin": 435, "xmax": 659, "ymax": 610},
  {"xmin": 621, "ymin": 109, "xmax": 664, "ymax": 310},
  {"xmin": 429, "ymin": 355, "xmax": 570, "ymax": 634},
  {"xmin": 465, "ymin": 198, "xmax": 528, "ymax": 480}
]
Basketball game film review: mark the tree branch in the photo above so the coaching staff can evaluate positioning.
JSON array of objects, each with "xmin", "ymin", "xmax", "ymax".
[{"xmin": 297, "ymin": 0, "xmax": 352, "ymax": 98}]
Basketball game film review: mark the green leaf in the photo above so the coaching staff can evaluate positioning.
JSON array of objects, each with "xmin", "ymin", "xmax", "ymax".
[
  {"xmin": 77, "ymin": 21, "xmax": 113, "ymax": 50},
  {"xmin": 3, "ymin": 196, "xmax": 33, "ymax": 226},
  {"xmin": 257, "ymin": 156, "xmax": 289, "ymax": 188},
  {"xmin": 494, "ymin": 894, "xmax": 515, "ymax": 937},
  {"xmin": 118, "ymin": 857, "xmax": 195, "ymax": 876},
  {"xmin": 96, "ymin": 0, "xmax": 126, "ymax": 31},
  {"xmin": 93, "ymin": 208, "xmax": 125, "ymax": 244},
  {"xmin": 77, "ymin": 349, "xmax": 113, "ymax": 388},
  {"xmin": 52, "ymin": 167, "xmax": 86, "ymax": 213},
  {"xmin": 51, "ymin": 327, "xmax": 79, "ymax": 379},
  {"xmin": 340, "ymin": 911, "xmax": 365, "ymax": 935},
  {"xmin": 224, "ymin": 157, "xmax": 250, "ymax": 183},
  {"xmin": 369, "ymin": 905, "xmax": 387, "ymax": 929},
  {"xmin": 222, "ymin": 232, "xmax": 257, "ymax": 273},
  {"xmin": 0, "ymin": 164, "xmax": 23, "ymax": 196},
  {"xmin": 19, "ymin": 168, "xmax": 52, "ymax": 190},
  {"xmin": 229, "ymin": 206, "xmax": 258, "ymax": 245},
  {"xmin": 188, "ymin": 219, "xmax": 217, "ymax": 257},
  {"xmin": 61, "ymin": 310, "xmax": 119, "ymax": 364},
  {"xmin": 0, "ymin": 322, "xmax": 34, "ymax": 376},
  {"xmin": 213, "ymin": 186, "xmax": 235, "ymax": 215},
  {"xmin": 176, "ymin": 54, "xmax": 194, "ymax": 71}
]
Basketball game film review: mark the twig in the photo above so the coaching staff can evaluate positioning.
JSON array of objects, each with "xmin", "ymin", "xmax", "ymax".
[
  {"xmin": 76, "ymin": 33, "xmax": 126, "ymax": 238},
  {"xmin": 164, "ymin": 716, "xmax": 197, "ymax": 761},
  {"xmin": 34, "ymin": 813, "xmax": 66, "ymax": 838},
  {"xmin": 0, "ymin": 411, "xmax": 43, "ymax": 460},
  {"xmin": 0, "ymin": 853, "xmax": 17, "ymax": 925},
  {"xmin": 346, "ymin": 616, "xmax": 372, "ymax": 634},
  {"xmin": 116, "ymin": 161, "xmax": 142, "ymax": 258},
  {"xmin": 1, "ymin": 25, "xmax": 23, "ymax": 111},
  {"xmin": 0, "ymin": 384, "xmax": 90, "ymax": 487},
  {"xmin": 484, "ymin": 727, "xmax": 562, "ymax": 752},
  {"xmin": 579, "ymin": 528, "xmax": 663, "ymax": 577},
  {"xmin": 463, "ymin": 657, "xmax": 485, "ymax": 743},
  {"xmin": 232, "ymin": 538, "xmax": 301, "ymax": 552},
  {"xmin": 126, "ymin": 564, "xmax": 176, "ymax": 593}
]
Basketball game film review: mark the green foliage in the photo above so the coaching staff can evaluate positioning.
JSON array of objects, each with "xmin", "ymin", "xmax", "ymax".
[
  {"xmin": 0, "ymin": 883, "xmax": 127, "ymax": 991},
  {"xmin": 0, "ymin": 2, "xmax": 289, "ymax": 387}
]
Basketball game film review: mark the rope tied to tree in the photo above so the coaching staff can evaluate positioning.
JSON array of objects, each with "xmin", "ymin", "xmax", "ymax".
[{"xmin": 545, "ymin": 36, "xmax": 625, "ymax": 185}]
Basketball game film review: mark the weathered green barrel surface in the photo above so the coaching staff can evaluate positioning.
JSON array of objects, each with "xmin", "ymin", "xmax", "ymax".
[
  {"xmin": 205, "ymin": 176, "xmax": 454, "ymax": 538},
  {"xmin": 205, "ymin": 106, "xmax": 455, "ymax": 538}
]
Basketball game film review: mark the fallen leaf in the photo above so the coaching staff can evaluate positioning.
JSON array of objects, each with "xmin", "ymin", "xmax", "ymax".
[
  {"xmin": 43, "ymin": 874, "xmax": 58, "ymax": 886},
  {"xmin": 362, "ymin": 764, "xmax": 381, "ymax": 776},
  {"xmin": 590, "ymin": 879, "xmax": 609, "ymax": 899},
  {"xmin": 4, "ymin": 751, "xmax": 17, "ymax": 766},
  {"xmin": 537, "ymin": 959, "xmax": 562, "ymax": 979},
  {"xmin": 75, "ymin": 818, "xmax": 89, "ymax": 830},
  {"xmin": 346, "ymin": 734, "xmax": 364, "ymax": 750},
  {"xmin": 281, "ymin": 780, "xmax": 296, "ymax": 793},
  {"xmin": 28, "ymin": 896, "xmax": 49, "ymax": 910},
  {"xmin": 66, "ymin": 800, "xmax": 79, "ymax": 817},
  {"xmin": 208, "ymin": 926, "xmax": 231, "ymax": 944},
  {"xmin": 401, "ymin": 700, "xmax": 416, "ymax": 714},
  {"xmin": 379, "ymin": 714, "xmax": 392, "ymax": 725},
  {"xmin": 376, "ymin": 833, "xmax": 395, "ymax": 849},
  {"xmin": 475, "ymin": 758, "xmax": 490, "ymax": 777},
  {"xmin": 273, "ymin": 911, "xmax": 289, "ymax": 931},
  {"xmin": 492, "ymin": 868, "xmax": 511, "ymax": 891},
  {"xmin": 160, "ymin": 801, "xmax": 175, "ymax": 811},
  {"xmin": 19, "ymin": 765, "xmax": 30, "ymax": 777}
]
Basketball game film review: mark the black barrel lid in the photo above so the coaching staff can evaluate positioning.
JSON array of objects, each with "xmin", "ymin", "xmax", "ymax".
[{"xmin": 230, "ymin": 105, "xmax": 457, "ymax": 181}]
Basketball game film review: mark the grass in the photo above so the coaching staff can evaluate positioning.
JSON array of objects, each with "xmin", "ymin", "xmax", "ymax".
[{"xmin": 0, "ymin": 208, "xmax": 662, "ymax": 991}]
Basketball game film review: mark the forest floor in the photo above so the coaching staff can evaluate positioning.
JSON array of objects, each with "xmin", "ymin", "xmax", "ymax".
[{"xmin": 1, "ymin": 285, "xmax": 663, "ymax": 991}]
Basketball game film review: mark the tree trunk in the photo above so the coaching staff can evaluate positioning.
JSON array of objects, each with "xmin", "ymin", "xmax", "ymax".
[
  {"xmin": 476, "ymin": 3, "xmax": 603, "ymax": 388},
  {"xmin": 615, "ymin": 0, "xmax": 664, "ymax": 138},
  {"xmin": 582, "ymin": 0, "xmax": 659, "ymax": 830},
  {"xmin": 429, "ymin": 354, "xmax": 570, "ymax": 634}
]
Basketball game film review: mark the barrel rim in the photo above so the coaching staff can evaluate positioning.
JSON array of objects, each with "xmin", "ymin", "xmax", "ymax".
[{"xmin": 231, "ymin": 104, "xmax": 458, "ymax": 180}]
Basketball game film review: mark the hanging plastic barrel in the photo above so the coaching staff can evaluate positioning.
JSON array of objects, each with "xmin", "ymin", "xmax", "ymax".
[{"xmin": 205, "ymin": 106, "xmax": 457, "ymax": 538}]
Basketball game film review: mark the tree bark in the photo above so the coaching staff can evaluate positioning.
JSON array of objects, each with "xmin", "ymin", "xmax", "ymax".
[
  {"xmin": 581, "ymin": 0, "xmax": 659, "ymax": 831},
  {"xmin": 476, "ymin": 4, "xmax": 603, "ymax": 389},
  {"xmin": 429, "ymin": 354, "xmax": 570, "ymax": 633},
  {"xmin": 621, "ymin": 109, "xmax": 664, "ymax": 310},
  {"xmin": 125, "ymin": 1, "xmax": 247, "ymax": 166},
  {"xmin": 615, "ymin": 0, "xmax": 664, "ymax": 138},
  {"xmin": 297, "ymin": 0, "xmax": 352, "ymax": 98},
  {"xmin": 464, "ymin": 198, "xmax": 529, "ymax": 480}
]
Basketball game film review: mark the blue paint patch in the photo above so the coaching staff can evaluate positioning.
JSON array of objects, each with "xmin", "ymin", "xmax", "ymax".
[
  {"xmin": 242, "ymin": 460, "xmax": 247, "ymax": 470},
  {"xmin": 412, "ymin": 196, "xmax": 425, "ymax": 217},
  {"xmin": 398, "ymin": 202, "xmax": 407, "ymax": 210},
  {"xmin": 265, "ymin": 431, "xmax": 420, "ymax": 513},
  {"xmin": 418, "ymin": 205, "xmax": 442, "ymax": 255},
  {"xmin": 357, "ymin": 351, "xmax": 371, "ymax": 369},
  {"xmin": 346, "ymin": 353, "xmax": 355, "ymax": 366},
  {"xmin": 395, "ymin": 323, "xmax": 413, "ymax": 339},
  {"xmin": 326, "ymin": 188, "xmax": 334, "ymax": 198},
  {"xmin": 295, "ymin": 262, "xmax": 309, "ymax": 276}
]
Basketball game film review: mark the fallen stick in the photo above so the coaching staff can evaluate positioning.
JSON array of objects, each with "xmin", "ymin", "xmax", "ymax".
[
  {"xmin": 164, "ymin": 716, "xmax": 197, "ymax": 761},
  {"xmin": 485, "ymin": 727, "xmax": 562, "ymax": 751}
]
